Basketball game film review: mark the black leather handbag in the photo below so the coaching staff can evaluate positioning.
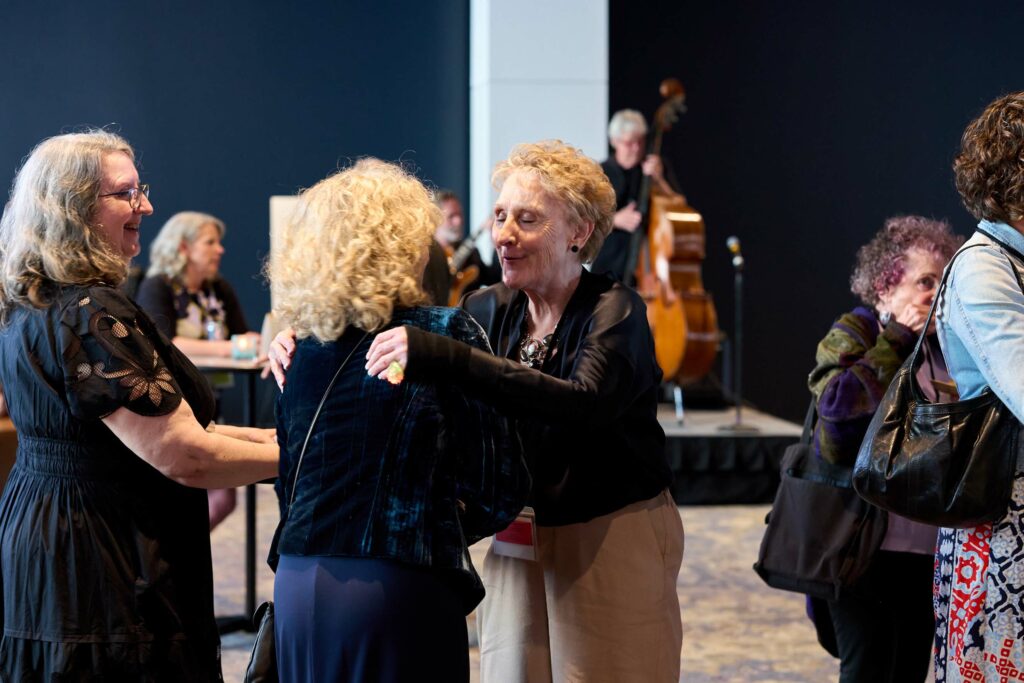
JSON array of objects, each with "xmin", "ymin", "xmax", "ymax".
[
  {"xmin": 852, "ymin": 238, "xmax": 1022, "ymax": 528},
  {"xmin": 243, "ymin": 332, "xmax": 370, "ymax": 683},
  {"xmin": 754, "ymin": 402, "xmax": 887, "ymax": 600}
]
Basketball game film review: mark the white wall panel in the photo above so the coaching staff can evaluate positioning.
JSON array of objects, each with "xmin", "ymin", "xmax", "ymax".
[{"xmin": 470, "ymin": 0, "xmax": 608, "ymax": 261}]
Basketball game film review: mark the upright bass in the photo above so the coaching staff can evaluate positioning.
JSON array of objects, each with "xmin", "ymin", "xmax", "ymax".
[{"xmin": 634, "ymin": 79, "xmax": 720, "ymax": 386}]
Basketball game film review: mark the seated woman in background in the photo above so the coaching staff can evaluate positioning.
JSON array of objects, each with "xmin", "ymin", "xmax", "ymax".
[
  {"xmin": 136, "ymin": 211, "xmax": 258, "ymax": 358},
  {"xmin": 808, "ymin": 215, "xmax": 961, "ymax": 682},
  {"xmin": 0, "ymin": 130, "xmax": 277, "ymax": 680},
  {"xmin": 267, "ymin": 158, "xmax": 529, "ymax": 683},
  {"xmin": 136, "ymin": 211, "xmax": 261, "ymax": 529}
]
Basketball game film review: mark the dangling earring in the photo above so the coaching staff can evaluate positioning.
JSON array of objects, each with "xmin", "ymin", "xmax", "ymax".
[
  {"xmin": 570, "ymin": 245, "xmax": 580, "ymax": 253},
  {"xmin": 879, "ymin": 310, "xmax": 892, "ymax": 325}
]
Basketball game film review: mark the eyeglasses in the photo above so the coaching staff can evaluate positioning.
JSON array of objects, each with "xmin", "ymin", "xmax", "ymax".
[{"xmin": 99, "ymin": 184, "xmax": 150, "ymax": 211}]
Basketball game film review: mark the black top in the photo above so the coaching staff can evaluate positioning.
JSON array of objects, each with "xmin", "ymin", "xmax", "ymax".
[
  {"xmin": 405, "ymin": 268, "xmax": 670, "ymax": 526},
  {"xmin": 274, "ymin": 307, "xmax": 528, "ymax": 612},
  {"xmin": 135, "ymin": 275, "xmax": 248, "ymax": 341},
  {"xmin": 0, "ymin": 286, "xmax": 220, "ymax": 680},
  {"xmin": 592, "ymin": 157, "xmax": 645, "ymax": 284}
]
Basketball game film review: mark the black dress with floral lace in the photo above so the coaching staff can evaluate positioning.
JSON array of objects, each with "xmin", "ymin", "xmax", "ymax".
[{"xmin": 0, "ymin": 286, "xmax": 221, "ymax": 681}]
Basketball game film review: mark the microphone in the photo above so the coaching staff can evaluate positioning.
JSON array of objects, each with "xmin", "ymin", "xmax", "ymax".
[{"xmin": 726, "ymin": 236, "xmax": 744, "ymax": 269}]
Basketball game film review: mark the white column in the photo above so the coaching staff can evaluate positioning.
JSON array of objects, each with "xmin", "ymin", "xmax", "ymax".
[{"xmin": 470, "ymin": 0, "xmax": 609, "ymax": 261}]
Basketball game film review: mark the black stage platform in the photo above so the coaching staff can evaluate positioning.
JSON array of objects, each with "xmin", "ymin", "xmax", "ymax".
[{"xmin": 659, "ymin": 406, "xmax": 802, "ymax": 505}]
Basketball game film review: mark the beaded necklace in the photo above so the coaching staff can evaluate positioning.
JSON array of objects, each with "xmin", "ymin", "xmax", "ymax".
[{"xmin": 518, "ymin": 309, "xmax": 555, "ymax": 369}]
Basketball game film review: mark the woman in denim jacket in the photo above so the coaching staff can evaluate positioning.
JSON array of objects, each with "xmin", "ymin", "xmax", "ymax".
[
  {"xmin": 267, "ymin": 159, "xmax": 529, "ymax": 683},
  {"xmin": 933, "ymin": 92, "xmax": 1024, "ymax": 682}
]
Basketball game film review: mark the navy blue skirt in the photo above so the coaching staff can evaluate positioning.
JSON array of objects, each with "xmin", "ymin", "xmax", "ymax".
[{"xmin": 274, "ymin": 555, "xmax": 469, "ymax": 682}]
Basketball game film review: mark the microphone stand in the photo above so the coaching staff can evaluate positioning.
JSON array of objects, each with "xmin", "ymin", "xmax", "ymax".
[{"xmin": 720, "ymin": 239, "xmax": 759, "ymax": 433}]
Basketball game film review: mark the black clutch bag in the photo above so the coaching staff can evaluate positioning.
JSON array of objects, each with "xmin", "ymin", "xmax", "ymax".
[
  {"xmin": 243, "ymin": 601, "xmax": 278, "ymax": 683},
  {"xmin": 852, "ymin": 238, "xmax": 1021, "ymax": 528}
]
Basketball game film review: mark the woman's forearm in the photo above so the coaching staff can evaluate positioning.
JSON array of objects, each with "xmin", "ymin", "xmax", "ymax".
[
  {"xmin": 406, "ymin": 325, "xmax": 634, "ymax": 426},
  {"xmin": 104, "ymin": 400, "xmax": 279, "ymax": 488},
  {"xmin": 173, "ymin": 336, "xmax": 233, "ymax": 358},
  {"xmin": 211, "ymin": 423, "xmax": 275, "ymax": 444}
]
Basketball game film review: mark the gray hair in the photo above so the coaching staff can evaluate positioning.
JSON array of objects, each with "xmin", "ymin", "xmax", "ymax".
[
  {"xmin": 147, "ymin": 211, "xmax": 226, "ymax": 280},
  {"xmin": 608, "ymin": 109, "xmax": 648, "ymax": 141},
  {"xmin": 0, "ymin": 130, "xmax": 134, "ymax": 324}
]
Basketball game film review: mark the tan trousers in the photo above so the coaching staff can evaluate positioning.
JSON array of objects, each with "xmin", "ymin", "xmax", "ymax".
[{"xmin": 478, "ymin": 489, "xmax": 684, "ymax": 683}]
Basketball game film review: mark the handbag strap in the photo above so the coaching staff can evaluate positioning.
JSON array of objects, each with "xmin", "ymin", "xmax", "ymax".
[
  {"xmin": 903, "ymin": 242, "xmax": 984, "ymax": 401},
  {"xmin": 285, "ymin": 330, "xmax": 371, "ymax": 510},
  {"xmin": 799, "ymin": 398, "xmax": 816, "ymax": 446}
]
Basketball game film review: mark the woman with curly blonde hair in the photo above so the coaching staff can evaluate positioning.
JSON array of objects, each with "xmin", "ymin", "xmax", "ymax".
[
  {"xmin": 266, "ymin": 158, "xmax": 528, "ymax": 683},
  {"xmin": 932, "ymin": 91, "xmax": 1024, "ymax": 681},
  {"xmin": 0, "ymin": 130, "xmax": 277, "ymax": 680},
  {"xmin": 351, "ymin": 140, "xmax": 684, "ymax": 681}
]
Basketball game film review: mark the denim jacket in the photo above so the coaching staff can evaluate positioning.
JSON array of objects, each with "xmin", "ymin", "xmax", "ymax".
[
  {"xmin": 937, "ymin": 220, "xmax": 1024, "ymax": 424},
  {"xmin": 272, "ymin": 306, "xmax": 529, "ymax": 611}
]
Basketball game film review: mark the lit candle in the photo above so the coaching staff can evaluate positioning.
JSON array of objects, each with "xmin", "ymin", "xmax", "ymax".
[{"xmin": 231, "ymin": 334, "xmax": 257, "ymax": 360}]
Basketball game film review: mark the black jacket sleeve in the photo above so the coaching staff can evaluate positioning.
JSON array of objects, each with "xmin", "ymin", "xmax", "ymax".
[{"xmin": 405, "ymin": 287, "xmax": 653, "ymax": 428}]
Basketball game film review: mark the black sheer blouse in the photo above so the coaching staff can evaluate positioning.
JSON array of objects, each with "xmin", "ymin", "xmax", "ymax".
[{"xmin": 405, "ymin": 268, "xmax": 671, "ymax": 526}]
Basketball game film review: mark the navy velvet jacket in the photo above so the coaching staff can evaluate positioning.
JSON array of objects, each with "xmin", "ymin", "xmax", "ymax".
[{"xmin": 272, "ymin": 307, "xmax": 528, "ymax": 611}]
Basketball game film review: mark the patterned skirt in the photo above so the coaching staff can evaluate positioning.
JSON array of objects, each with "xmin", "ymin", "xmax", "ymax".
[{"xmin": 934, "ymin": 472, "xmax": 1024, "ymax": 682}]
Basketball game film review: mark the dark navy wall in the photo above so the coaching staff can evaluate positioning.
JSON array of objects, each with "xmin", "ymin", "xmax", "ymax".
[
  {"xmin": 610, "ymin": 1, "xmax": 1024, "ymax": 420},
  {"xmin": 0, "ymin": 1, "xmax": 469, "ymax": 329}
]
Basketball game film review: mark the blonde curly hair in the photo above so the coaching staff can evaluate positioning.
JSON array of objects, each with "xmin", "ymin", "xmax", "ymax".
[
  {"xmin": 492, "ymin": 140, "xmax": 616, "ymax": 264},
  {"xmin": 269, "ymin": 159, "xmax": 440, "ymax": 342},
  {"xmin": 0, "ymin": 130, "xmax": 134, "ymax": 324},
  {"xmin": 147, "ymin": 211, "xmax": 226, "ymax": 280}
]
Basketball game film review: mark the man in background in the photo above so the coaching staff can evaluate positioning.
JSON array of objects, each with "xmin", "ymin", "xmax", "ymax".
[
  {"xmin": 592, "ymin": 109, "xmax": 683, "ymax": 285},
  {"xmin": 432, "ymin": 190, "xmax": 501, "ymax": 302}
]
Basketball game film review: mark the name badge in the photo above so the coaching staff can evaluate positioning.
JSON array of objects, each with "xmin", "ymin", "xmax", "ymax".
[{"xmin": 492, "ymin": 507, "xmax": 537, "ymax": 561}]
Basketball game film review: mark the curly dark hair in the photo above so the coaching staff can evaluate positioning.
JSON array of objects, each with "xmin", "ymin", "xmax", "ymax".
[
  {"xmin": 954, "ymin": 92, "xmax": 1024, "ymax": 223},
  {"xmin": 849, "ymin": 215, "xmax": 963, "ymax": 307}
]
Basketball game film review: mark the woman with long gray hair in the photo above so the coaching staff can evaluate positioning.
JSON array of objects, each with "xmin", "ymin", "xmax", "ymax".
[{"xmin": 0, "ymin": 130, "xmax": 277, "ymax": 679}]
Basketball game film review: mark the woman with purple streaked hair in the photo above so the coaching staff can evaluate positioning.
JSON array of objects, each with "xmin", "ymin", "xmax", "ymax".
[{"xmin": 807, "ymin": 215, "xmax": 962, "ymax": 682}]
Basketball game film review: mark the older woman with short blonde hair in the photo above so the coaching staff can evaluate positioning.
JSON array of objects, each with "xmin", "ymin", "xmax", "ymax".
[
  {"xmin": 358, "ymin": 140, "xmax": 684, "ymax": 682},
  {"xmin": 267, "ymin": 158, "xmax": 527, "ymax": 683},
  {"xmin": 0, "ymin": 130, "xmax": 277, "ymax": 680}
]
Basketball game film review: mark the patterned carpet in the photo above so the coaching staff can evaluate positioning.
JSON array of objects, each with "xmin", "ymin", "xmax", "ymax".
[{"xmin": 211, "ymin": 487, "xmax": 841, "ymax": 682}]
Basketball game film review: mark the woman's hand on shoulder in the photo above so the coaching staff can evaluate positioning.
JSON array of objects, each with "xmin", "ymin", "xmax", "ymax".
[
  {"xmin": 263, "ymin": 327, "xmax": 297, "ymax": 389},
  {"xmin": 365, "ymin": 327, "xmax": 408, "ymax": 382}
]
